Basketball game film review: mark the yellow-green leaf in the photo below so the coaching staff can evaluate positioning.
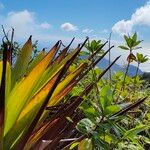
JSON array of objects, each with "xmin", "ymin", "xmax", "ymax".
[
  {"xmin": 11, "ymin": 36, "xmax": 33, "ymax": 86},
  {"xmin": 48, "ymin": 63, "xmax": 86, "ymax": 106},
  {"xmin": 0, "ymin": 61, "xmax": 11, "ymax": 99},
  {"xmin": 27, "ymin": 49, "xmax": 46, "ymax": 74},
  {"xmin": 4, "ymin": 41, "xmax": 60, "ymax": 136},
  {"xmin": 78, "ymin": 138, "xmax": 93, "ymax": 150}
]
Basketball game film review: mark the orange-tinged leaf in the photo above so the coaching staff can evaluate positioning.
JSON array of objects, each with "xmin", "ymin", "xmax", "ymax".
[
  {"xmin": 127, "ymin": 53, "xmax": 136, "ymax": 63},
  {"xmin": 48, "ymin": 79, "xmax": 77, "ymax": 106},
  {"xmin": 17, "ymin": 63, "xmax": 85, "ymax": 127},
  {"xmin": 27, "ymin": 49, "xmax": 46, "ymax": 74},
  {"xmin": 24, "ymin": 97, "xmax": 84, "ymax": 149},
  {"xmin": 48, "ymin": 63, "xmax": 87, "ymax": 106},
  {"xmin": 38, "ymin": 63, "xmax": 86, "ymax": 124},
  {"xmin": 4, "ymin": 41, "xmax": 61, "ymax": 136},
  {"xmin": 53, "ymin": 38, "xmax": 75, "ymax": 64},
  {"xmin": 24, "ymin": 118, "xmax": 60, "ymax": 150},
  {"xmin": 29, "ymin": 45, "xmax": 81, "ymax": 97}
]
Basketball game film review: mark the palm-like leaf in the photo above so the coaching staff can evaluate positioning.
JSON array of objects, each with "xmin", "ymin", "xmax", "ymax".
[
  {"xmin": 136, "ymin": 53, "xmax": 149, "ymax": 64},
  {"xmin": 119, "ymin": 33, "xmax": 142, "ymax": 51},
  {"xmin": 85, "ymin": 40, "xmax": 104, "ymax": 54}
]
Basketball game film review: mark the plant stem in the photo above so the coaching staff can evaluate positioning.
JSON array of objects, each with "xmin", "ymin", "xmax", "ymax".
[
  {"xmin": 122, "ymin": 61, "xmax": 130, "ymax": 91},
  {"xmin": 62, "ymin": 135, "xmax": 86, "ymax": 150},
  {"xmin": 116, "ymin": 57, "xmax": 130, "ymax": 102},
  {"xmin": 91, "ymin": 50, "xmax": 102, "ymax": 114},
  {"xmin": 134, "ymin": 63, "xmax": 140, "ymax": 83},
  {"xmin": 133, "ymin": 63, "xmax": 140, "ymax": 92},
  {"xmin": 108, "ymin": 32, "xmax": 112, "ymax": 85}
]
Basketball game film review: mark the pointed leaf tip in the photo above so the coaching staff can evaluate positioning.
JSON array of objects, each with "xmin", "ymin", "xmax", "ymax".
[
  {"xmin": 28, "ymin": 35, "xmax": 32, "ymax": 41},
  {"xmin": 42, "ymin": 48, "xmax": 45, "ymax": 52},
  {"xmin": 67, "ymin": 37, "xmax": 75, "ymax": 48},
  {"xmin": 80, "ymin": 38, "xmax": 89, "ymax": 50},
  {"xmin": 55, "ymin": 40, "xmax": 62, "ymax": 47}
]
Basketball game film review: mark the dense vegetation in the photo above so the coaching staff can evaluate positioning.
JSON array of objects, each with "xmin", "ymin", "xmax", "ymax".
[{"xmin": 0, "ymin": 29, "xmax": 150, "ymax": 150}]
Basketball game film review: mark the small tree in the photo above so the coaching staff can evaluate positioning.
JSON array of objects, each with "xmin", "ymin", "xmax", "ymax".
[{"xmin": 119, "ymin": 32, "xmax": 142, "ymax": 90}]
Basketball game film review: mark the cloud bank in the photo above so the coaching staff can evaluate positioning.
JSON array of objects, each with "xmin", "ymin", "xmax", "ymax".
[{"xmin": 112, "ymin": 1, "xmax": 150, "ymax": 35}]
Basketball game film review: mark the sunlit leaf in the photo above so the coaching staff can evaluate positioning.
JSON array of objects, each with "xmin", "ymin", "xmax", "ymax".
[
  {"xmin": 124, "ymin": 124, "xmax": 149, "ymax": 138},
  {"xmin": 27, "ymin": 49, "xmax": 46, "ymax": 73},
  {"xmin": 78, "ymin": 138, "xmax": 93, "ymax": 150},
  {"xmin": 104, "ymin": 105, "xmax": 120, "ymax": 116},
  {"xmin": 118, "ymin": 46, "xmax": 129, "ymax": 50},
  {"xmin": 4, "ymin": 41, "xmax": 61, "ymax": 136},
  {"xmin": 69, "ymin": 142, "xmax": 80, "ymax": 149},
  {"xmin": 11, "ymin": 36, "xmax": 33, "ymax": 86}
]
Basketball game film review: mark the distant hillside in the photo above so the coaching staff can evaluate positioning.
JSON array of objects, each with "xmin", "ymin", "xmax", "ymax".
[
  {"xmin": 141, "ymin": 72, "xmax": 150, "ymax": 84},
  {"xmin": 97, "ymin": 58, "xmax": 143, "ymax": 76}
]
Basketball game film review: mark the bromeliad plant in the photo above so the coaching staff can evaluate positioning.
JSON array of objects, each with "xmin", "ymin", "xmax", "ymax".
[
  {"xmin": 0, "ymin": 34, "xmax": 88, "ymax": 149},
  {"xmin": 0, "ymin": 29, "xmax": 121, "ymax": 150}
]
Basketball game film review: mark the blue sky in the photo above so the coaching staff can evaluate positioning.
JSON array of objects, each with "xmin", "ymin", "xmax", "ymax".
[{"xmin": 0, "ymin": 0, "xmax": 150, "ymax": 71}]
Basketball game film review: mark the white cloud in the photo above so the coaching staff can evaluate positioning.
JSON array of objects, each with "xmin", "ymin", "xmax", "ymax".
[
  {"xmin": 40, "ymin": 22, "xmax": 51, "ymax": 29},
  {"xmin": 0, "ymin": 10, "xmax": 83, "ymax": 46},
  {"xmin": 0, "ymin": 2, "xmax": 4, "ymax": 9},
  {"xmin": 82, "ymin": 28, "xmax": 93, "ymax": 33},
  {"xmin": 0, "ymin": 10, "xmax": 52, "ymax": 40},
  {"xmin": 112, "ymin": 20, "xmax": 133, "ymax": 35},
  {"xmin": 61, "ymin": 22, "xmax": 78, "ymax": 31},
  {"xmin": 0, "ymin": 10, "xmax": 35, "ymax": 39},
  {"xmin": 112, "ymin": 1, "xmax": 150, "ymax": 35}
]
